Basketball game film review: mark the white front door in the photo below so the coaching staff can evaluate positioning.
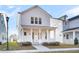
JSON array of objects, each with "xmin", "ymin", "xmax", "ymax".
[{"xmin": 32, "ymin": 30, "xmax": 39, "ymax": 44}]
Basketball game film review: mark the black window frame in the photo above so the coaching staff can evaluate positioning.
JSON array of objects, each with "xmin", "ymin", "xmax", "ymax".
[
  {"xmin": 39, "ymin": 18, "xmax": 42, "ymax": 24},
  {"xmin": 35, "ymin": 17, "xmax": 38, "ymax": 24},
  {"xmin": 31, "ymin": 17, "xmax": 34, "ymax": 24}
]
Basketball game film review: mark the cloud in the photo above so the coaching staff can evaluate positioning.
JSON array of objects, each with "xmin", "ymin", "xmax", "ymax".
[
  {"xmin": 9, "ymin": 7, "xmax": 21, "ymax": 17},
  {"xmin": 7, "ymin": 5, "xmax": 15, "ymax": 8},
  {"xmin": 62, "ymin": 6, "xmax": 79, "ymax": 18}
]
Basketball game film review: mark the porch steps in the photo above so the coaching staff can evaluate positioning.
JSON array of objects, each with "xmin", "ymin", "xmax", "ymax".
[{"xmin": 33, "ymin": 44, "xmax": 49, "ymax": 50}]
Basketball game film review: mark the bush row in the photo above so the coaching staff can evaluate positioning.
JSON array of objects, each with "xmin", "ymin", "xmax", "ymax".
[
  {"xmin": 42, "ymin": 42, "xmax": 60, "ymax": 46},
  {"xmin": 21, "ymin": 42, "xmax": 32, "ymax": 46}
]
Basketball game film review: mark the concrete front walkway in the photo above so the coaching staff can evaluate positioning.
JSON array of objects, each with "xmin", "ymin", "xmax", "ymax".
[{"xmin": 32, "ymin": 44, "xmax": 49, "ymax": 50}]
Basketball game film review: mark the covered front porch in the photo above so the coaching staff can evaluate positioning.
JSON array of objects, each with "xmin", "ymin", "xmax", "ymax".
[
  {"xmin": 63, "ymin": 29, "xmax": 79, "ymax": 44},
  {"xmin": 21, "ymin": 25, "xmax": 56, "ymax": 44}
]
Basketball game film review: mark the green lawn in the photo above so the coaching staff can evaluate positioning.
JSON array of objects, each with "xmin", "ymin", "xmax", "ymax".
[{"xmin": 0, "ymin": 42, "xmax": 35, "ymax": 51}]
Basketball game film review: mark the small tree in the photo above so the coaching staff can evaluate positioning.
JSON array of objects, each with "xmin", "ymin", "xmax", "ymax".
[{"xmin": 74, "ymin": 38, "xmax": 78, "ymax": 45}]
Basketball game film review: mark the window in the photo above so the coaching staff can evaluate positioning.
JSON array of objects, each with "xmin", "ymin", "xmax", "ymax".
[
  {"xmin": 39, "ymin": 18, "xmax": 42, "ymax": 24},
  {"xmin": 31, "ymin": 17, "xmax": 34, "ymax": 24},
  {"xmin": 64, "ymin": 34, "xmax": 65, "ymax": 37},
  {"xmin": 31, "ymin": 17, "xmax": 42, "ymax": 24},
  {"xmin": 2, "ymin": 36, "xmax": 4, "ymax": 40},
  {"xmin": 66, "ymin": 34, "xmax": 69, "ymax": 39},
  {"xmin": 24, "ymin": 32, "xmax": 27, "ymax": 36},
  {"xmin": 35, "ymin": 17, "xmax": 38, "ymax": 24}
]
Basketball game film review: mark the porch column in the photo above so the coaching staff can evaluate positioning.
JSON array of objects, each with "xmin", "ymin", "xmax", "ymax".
[
  {"xmin": 38, "ymin": 29, "xmax": 40, "ymax": 40},
  {"xmin": 38, "ymin": 29, "xmax": 41, "ymax": 43},
  {"xmin": 47, "ymin": 30, "xmax": 49, "ymax": 41},
  {"xmin": 73, "ymin": 31, "xmax": 76, "ymax": 40},
  {"xmin": 54, "ymin": 29, "xmax": 56, "ymax": 40},
  {"xmin": 21, "ymin": 28, "xmax": 24, "ymax": 42},
  {"xmin": 31, "ymin": 29, "xmax": 33, "ymax": 43}
]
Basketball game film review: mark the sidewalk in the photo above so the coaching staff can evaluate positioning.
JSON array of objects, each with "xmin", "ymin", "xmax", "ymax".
[
  {"xmin": 0, "ymin": 48, "xmax": 79, "ymax": 53},
  {"xmin": 32, "ymin": 44, "xmax": 49, "ymax": 50}
]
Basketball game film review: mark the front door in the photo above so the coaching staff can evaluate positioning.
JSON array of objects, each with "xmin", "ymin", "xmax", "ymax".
[{"xmin": 32, "ymin": 30, "xmax": 39, "ymax": 44}]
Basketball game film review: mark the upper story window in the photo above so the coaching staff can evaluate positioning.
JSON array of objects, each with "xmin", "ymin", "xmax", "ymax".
[
  {"xmin": 31, "ymin": 17, "xmax": 34, "ymax": 24},
  {"xmin": 35, "ymin": 17, "xmax": 38, "ymax": 24},
  {"xmin": 31, "ymin": 17, "xmax": 42, "ymax": 24},
  {"xmin": 39, "ymin": 18, "xmax": 42, "ymax": 24}
]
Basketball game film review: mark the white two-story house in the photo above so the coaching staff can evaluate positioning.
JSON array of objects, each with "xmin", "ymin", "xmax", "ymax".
[
  {"xmin": 0, "ymin": 13, "xmax": 7, "ymax": 44},
  {"xmin": 62, "ymin": 15, "xmax": 79, "ymax": 44},
  {"xmin": 17, "ymin": 5, "xmax": 58, "ymax": 44}
]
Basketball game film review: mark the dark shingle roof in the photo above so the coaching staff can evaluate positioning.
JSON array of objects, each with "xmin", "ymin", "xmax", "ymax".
[
  {"xmin": 63, "ymin": 27, "xmax": 79, "ymax": 32},
  {"xmin": 68, "ymin": 15, "xmax": 79, "ymax": 21}
]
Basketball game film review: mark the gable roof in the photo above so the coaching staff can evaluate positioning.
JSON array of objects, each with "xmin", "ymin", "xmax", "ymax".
[
  {"xmin": 18, "ymin": 5, "xmax": 52, "ymax": 18},
  {"xmin": 68, "ymin": 15, "xmax": 79, "ymax": 21}
]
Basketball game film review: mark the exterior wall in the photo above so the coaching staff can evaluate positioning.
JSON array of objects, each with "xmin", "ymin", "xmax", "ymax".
[
  {"xmin": 0, "ymin": 13, "xmax": 7, "ymax": 44},
  {"xmin": 75, "ymin": 31, "xmax": 79, "ymax": 39},
  {"xmin": 63, "ymin": 31, "xmax": 79, "ymax": 44},
  {"xmin": 22, "ymin": 29, "xmax": 32, "ymax": 42},
  {"xmin": 21, "ymin": 7, "xmax": 50, "ymax": 27},
  {"xmin": 63, "ymin": 32, "xmax": 74, "ymax": 44},
  {"xmin": 63, "ymin": 17, "xmax": 79, "ymax": 44},
  {"xmin": 69, "ymin": 18, "xmax": 79, "ymax": 29},
  {"xmin": 63, "ymin": 20, "xmax": 69, "ymax": 30},
  {"xmin": 17, "ymin": 13, "xmax": 22, "ymax": 42},
  {"xmin": 63, "ymin": 18, "xmax": 79, "ymax": 31},
  {"xmin": 50, "ymin": 18, "xmax": 63, "ymax": 43}
]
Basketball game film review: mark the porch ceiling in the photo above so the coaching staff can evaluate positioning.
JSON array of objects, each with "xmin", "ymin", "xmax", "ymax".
[{"xmin": 21, "ymin": 25, "xmax": 56, "ymax": 30}]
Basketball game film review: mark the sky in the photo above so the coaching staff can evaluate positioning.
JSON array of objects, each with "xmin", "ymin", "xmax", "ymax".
[{"xmin": 0, "ymin": 5, "xmax": 79, "ymax": 36}]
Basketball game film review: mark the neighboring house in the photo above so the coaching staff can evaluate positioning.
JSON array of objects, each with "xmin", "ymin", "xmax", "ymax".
[
  {"xmin": 62, "ymin": 15, "xmax": 79, "ymax": 44},
  {"xmin": 0, "ymin": 13, "xmax": 7, "ymax": 44},
  {"xmin": 50, "ymin": 18, "xmax": 63, "ymax": 43},
  {"xmin": 9, "ymin": 34, "xmax": 18, "ymax": 42},
  {"xmin": 17, "ymin": 5, "xmax": 57, "ymax": 44}
]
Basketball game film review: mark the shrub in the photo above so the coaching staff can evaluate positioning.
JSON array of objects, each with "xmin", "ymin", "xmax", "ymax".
[
  {"xmin": 22, "ymin": 42, "xmax": 32, "ymax": 46},
  {"xmin": 42, "ymin": 42, "xmax": 49, "ymax": 46},
  {"xmin": 74, "ymin": 38, "xmax": 78, "ymax": 45},
  {"xmin": 48, "ymin": 42, "xmax": 60, "ymax": 46},
  {"xmin": 0, "ymin": 42, "xmax": 2, "ymax": 45},
  {"xmin": 42, "ymin": 42, "xmax": 60, "ymax": 46}
]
